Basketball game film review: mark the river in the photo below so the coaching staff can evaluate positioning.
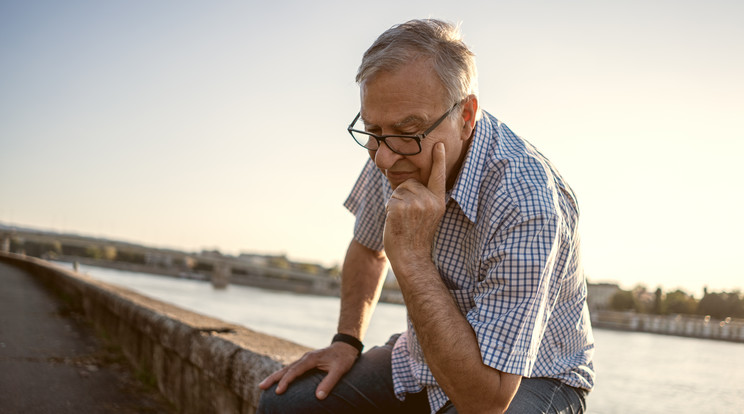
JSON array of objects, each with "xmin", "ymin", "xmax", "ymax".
[{"xmin": 61, "ymin": 263, "xmax": 744, "ymax": 413}]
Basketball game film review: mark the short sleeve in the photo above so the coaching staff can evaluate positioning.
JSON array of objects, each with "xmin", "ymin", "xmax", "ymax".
[
  {"xmin": 467, "ymin": 211, "xmax": 565, "ymax": 377},
  {"xmin": 343, "ymin": 158, "xmax": 390, "ymax": 252}
]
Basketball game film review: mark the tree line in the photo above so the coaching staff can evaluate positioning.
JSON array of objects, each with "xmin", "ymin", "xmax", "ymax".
[{"xmin": 610, "ymin": 285, "xmax": 744, "ymax": 319}]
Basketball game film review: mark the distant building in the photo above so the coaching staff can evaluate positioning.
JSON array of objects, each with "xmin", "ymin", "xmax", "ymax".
[
  {"xmin": 237, "ymin": 253, "xmax": 270, "ymax": 266},
  {"xmin": 587, "ymin": 282, "xmax": 621, "ymax": 312},
  {"xmin": 145, "ymin": 251, "xmax": 174, "ymax": 267},
  {"xmin": 238, "ymin": 253, "xmax": 291, "ymax": 269}
]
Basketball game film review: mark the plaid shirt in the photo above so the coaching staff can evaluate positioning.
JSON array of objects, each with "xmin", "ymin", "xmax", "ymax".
[{"xmin": 344, "ymin": 111, "xmax": 595, "ymax": 413}]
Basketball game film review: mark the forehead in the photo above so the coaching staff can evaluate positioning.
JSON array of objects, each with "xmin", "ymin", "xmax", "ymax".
[{"xmin": 359, "ymin": 59, "xmax": 447, "ymax": 125}]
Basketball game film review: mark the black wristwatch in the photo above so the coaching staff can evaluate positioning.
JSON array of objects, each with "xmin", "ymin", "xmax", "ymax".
[{"xmin": 332, "ymin": 333, "xmax": 364, "ymax": 356}]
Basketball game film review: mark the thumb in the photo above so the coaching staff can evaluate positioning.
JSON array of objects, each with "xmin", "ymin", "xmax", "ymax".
[{"xmin": 428, "ymin": 142, "xmax": 446, "ymax": 197}]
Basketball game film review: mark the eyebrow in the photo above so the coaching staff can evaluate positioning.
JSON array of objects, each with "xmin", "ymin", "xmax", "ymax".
[
  {"xmin": 394, "ymin": 115, "xmax": 427, "ymax": 130},
  {"xmin": 360, "ymin": 114, "xmax": 428, "ymax": 131}
]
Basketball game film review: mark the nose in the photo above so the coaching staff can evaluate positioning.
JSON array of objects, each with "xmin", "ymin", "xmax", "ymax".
[{"xmin": 371, "ymin": 140, "xmax": 403, "ymax": 170}]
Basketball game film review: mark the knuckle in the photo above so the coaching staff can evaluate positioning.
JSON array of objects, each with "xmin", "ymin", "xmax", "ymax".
[{"xmin": 300, "ymin": 351, "xmax": 316, "ymax": 362}]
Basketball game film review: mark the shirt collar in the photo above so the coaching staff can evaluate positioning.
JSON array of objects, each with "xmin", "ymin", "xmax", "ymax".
[{"xmin": 448, "ymin": 112, "xmax": 495, "ymax": 224}]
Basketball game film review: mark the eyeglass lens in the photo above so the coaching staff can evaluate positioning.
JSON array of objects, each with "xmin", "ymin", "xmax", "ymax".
[{"xmin": 350, "ymin": 121, "xmax": 421, "ymax": 155}]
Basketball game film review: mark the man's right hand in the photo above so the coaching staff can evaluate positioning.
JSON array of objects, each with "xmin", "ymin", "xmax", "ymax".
[{"xmin": 258, "ymin": 341, "xmax": 360, "ymax": 400}]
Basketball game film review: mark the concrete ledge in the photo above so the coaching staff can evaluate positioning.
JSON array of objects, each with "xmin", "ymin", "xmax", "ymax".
[{"xmin": 0, "ymin": 252, "xmax": 311, "ymax": 413}]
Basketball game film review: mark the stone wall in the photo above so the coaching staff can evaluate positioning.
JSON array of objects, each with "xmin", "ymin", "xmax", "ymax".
[{"xmin": 0, "ymin": 252, "xmax": 310, "ymax": 413}]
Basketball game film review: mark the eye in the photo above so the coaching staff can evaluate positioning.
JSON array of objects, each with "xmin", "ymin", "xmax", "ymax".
[{"xmin": 396, "ymin": 123, "xmax": 425, "ymax": 135}]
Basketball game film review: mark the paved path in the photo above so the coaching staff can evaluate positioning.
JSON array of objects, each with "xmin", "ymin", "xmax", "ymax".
[{"xmin": 0, "ymin": 260, "xmax": 174, "ymax": 413}]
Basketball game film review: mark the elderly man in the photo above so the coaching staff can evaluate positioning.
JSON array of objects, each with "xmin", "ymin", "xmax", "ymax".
[{"xmin": 259, "ymin": 19, "xmax": 594, "ymax": 414}]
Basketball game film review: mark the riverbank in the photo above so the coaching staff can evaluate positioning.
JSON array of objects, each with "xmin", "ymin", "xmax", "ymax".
[
  {"xmin": 53, "ymin": 256, "xmax": 406, "ymax": 304},
  {"xmin": 591, "ymin": 310, "xmax": 744, "ymax": 343},
  {"xmin": 58, "ymin": 256, "xmax": 744, "ymax": 344},
  {"xmin": 49, "ymin": 260, "xmax": 744, "ymax": 413}
]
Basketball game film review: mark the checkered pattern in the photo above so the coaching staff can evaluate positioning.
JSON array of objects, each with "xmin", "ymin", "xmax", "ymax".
[{"xmin": 344, "ymin": 111, "xmax": 595, "ymax": 413}]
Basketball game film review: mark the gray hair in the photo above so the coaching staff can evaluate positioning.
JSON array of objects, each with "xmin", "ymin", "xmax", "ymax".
[{"xmin": 356, "ymin": 19, "xmax": 479, "ymax": 114}]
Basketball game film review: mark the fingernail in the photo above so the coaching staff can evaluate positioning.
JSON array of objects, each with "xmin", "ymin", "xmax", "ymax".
[{"xmin": 317, "ymin": 390, "xmax": 327, "ymax": 400}]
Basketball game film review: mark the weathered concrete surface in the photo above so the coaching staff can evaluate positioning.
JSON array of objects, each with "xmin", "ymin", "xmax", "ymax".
[
  {"xmin": 0, "ymin": 259, "xmax": 174, "ymax": 413},
  {"xmin": 0, "ymin": 252, "xmax": 311, "ymax": 413}
]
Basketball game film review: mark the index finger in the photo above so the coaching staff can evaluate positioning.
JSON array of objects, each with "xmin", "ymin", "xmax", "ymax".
[
  {"xmin": 273, "ymin": 357, "xmax": 317, "ymax": 394},
  {"xmin": 427, "ymin": 142, "xmax": 446, "ymax": 197},
  {"xmin": 258, "ymin": 366, "xmax": 288, "ymax": 390}
]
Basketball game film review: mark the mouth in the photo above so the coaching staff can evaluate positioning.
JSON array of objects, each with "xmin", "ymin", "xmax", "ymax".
[{"xmin": 386, "ymin": 170, "xmax": 416, "ymax": 186}]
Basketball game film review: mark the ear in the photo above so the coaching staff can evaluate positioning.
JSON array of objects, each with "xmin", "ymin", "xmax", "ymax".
[{"xmin": 458, "ymin": 95, "xmax": 479, "ymax": 141}]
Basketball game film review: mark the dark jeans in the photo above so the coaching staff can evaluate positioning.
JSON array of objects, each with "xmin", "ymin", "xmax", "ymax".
[
  {"xmin": 438, "ymin": 378, "xmax": 587, "ymax": 414},
  {"xmin": 257, "ymin": 335, "xmax": 587, "ymax": 413}
]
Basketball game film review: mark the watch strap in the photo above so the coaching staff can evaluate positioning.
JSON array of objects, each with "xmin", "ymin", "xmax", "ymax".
[{"xmin": 332, "ymin": 333, "xmax": 364, "ymax": 356}]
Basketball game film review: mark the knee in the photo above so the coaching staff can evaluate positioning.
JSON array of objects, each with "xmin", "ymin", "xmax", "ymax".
[
  {"xmin": 256, "ymin": 384, "xmax": 280, "ymax": 414},
  {"xmin": 257, "ymin": 379, "xmax": 321, "ymax": 414}
]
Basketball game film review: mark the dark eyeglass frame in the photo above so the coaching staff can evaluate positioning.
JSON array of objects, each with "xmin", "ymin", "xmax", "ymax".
[{"xmin": 347, "ymin": 103, "xmax": 458, "ymax": 155}]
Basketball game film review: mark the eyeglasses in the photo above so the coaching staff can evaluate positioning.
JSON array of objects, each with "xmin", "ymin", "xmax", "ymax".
[{"xmin": 347, "ymin": 103, "xmax": 458, "ymax": 155}]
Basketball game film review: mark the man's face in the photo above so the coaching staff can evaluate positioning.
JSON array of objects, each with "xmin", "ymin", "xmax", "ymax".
[{"xmin": 359, "ymin": 59, "xmax": 472, "ymax": 190}]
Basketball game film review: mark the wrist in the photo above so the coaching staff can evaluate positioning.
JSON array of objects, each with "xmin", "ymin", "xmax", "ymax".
[
  {"xmin": 332, "ymin": 333, "xmax": 364, "ymax": 356},
  {"xmin": 390, "ymin": 255, "xmax": 435, "ymax": 283}
]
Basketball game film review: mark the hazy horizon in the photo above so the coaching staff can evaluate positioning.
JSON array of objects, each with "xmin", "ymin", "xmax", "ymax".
[
  {"xmin": 2, "ymin": 1, "xmax": 742, "ymax": 297},
  {"xmin": 1, "ymin": 218, "xmax": 740, "ymax": 298}
]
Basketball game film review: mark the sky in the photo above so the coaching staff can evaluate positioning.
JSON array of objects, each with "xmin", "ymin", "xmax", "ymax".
[{"xmin": 1, "ymin": 0, "xmax": 742, "ymax": 297}]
